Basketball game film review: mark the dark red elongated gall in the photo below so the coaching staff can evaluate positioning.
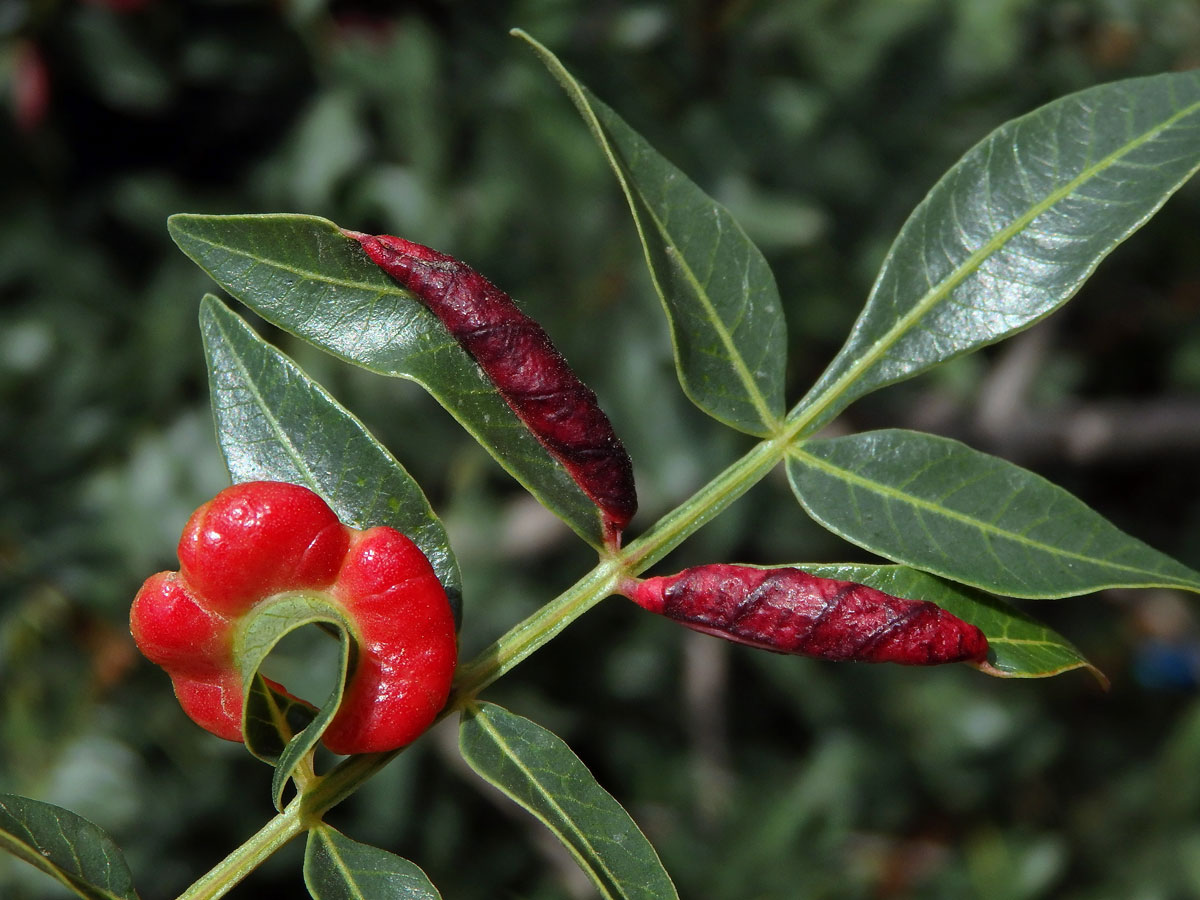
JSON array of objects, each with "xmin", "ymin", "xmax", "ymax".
[
  {"xmin": 344, "ymin": 231, "xmax": 637, "ymax": 545},
  {"xmin": 630, "ymin": 565, "xmax": 989, "ymax": 665}
]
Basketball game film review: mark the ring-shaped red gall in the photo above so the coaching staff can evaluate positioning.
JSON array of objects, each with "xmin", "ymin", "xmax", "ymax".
[{"xmin": 131, "ymin": 482, "xmax": 457, "ymax": 754}]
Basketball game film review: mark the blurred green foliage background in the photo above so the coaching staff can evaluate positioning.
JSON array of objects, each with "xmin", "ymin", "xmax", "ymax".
[{"xmin": 5, "ymin": 1, "xmax": 1200, "ymax": 897}]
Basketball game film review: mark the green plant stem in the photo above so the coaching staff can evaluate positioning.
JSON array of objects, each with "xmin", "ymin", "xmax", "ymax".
[
  {"xmin": 176, "ymin": 798, "xmax": 309, "ymax": 900},
  {"xmin": 449, "ymin": 436, "xmax": 785, "ymax": 699},
  {"xmin": 452, "ymin": 561, "xmax": 624, "ymax": 699},
  {"xmin": 174, "ymin": 432, "xmax": 794, "ymax": 899},
  {"xmin": 621, "ymin": 436, "xmax": 786, "ymax": 573}
]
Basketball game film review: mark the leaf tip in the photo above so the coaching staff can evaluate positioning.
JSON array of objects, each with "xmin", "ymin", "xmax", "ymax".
[
  {"xmin": 510, "ymin": 27, "xmax": 552, "ymax": 61},
  {"xmin": 166, "ymin": 211, "xmax": 205, "ymax": 233},
  {"xmin": 1086, "ymin": 663, "xmax": 1112, "ymax": 691},
  {"xmin": 165, "ymin": 212, "xmax": 192, "ymax": 243},
  {"xmin": 972, "ymin": 657, "xmax": 1110, "ymax": 689}
]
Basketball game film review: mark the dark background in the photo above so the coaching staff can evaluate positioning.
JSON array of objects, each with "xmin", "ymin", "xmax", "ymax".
[{"xmin": 5, "ymin": 1, "xmax": 1200, "ymax": 897}]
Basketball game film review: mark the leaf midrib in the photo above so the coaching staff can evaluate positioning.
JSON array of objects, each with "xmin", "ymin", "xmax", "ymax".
[
  {"xmin": 636, "ymin": 196, "xmax": 782, "ymax": 432},
  {"xmin": 314, "ymin": 828, "xmax": 368, "ymax": 900},
  {"xmin": 993, "ymin": 636, "xmax": 1073, "ymax": 647},
  {"xmin": 180, "ymin": 225, "xmax": 396, "ymax": 296},
  {"xmin": 788, "ymin": 446, "xmax": 1187, "ymax": 582},
  {"xmin": 206, "ymin": 302, "xmax": 326, "ymax": 493}
]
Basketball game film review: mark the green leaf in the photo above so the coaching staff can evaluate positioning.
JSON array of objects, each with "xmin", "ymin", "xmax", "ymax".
[
  {"xmin": 268, "ymin": 635, "xmax": 350, "ymax": 811},
  {"xmin": 458, "ymin": 701, "xmax": 678, "ymax": 900},
  {"xmin": 517, "ymin": 29, "xmax": 787, "ymax": 438},
  {"xmin": 304, "ymin": 825, "xmax": 441, "ymax": 900},
  {"xmin": 244, "ymin": 671, "xmax": 339, "ymax": 810},
  {"xmin": 0, "ymin": 794, "xmax": 139, "ymax": 900},
  {"xmin": 173, "ymin": 215, "xmax": 606, "ymax": 548},
  {"xmin": 235, "ymin": 591, "xmax": 352, "ymax": 802},
  {"xmin": 793, "ymin": 70, "xmax": 1200, "ymax": 433},
  {"xmin": 199, "ymin": 294, "xmax": 463, "ymax": 625},
  {"xmin": 787, "ymin": 429, "xmax": 1200, "ymax": 598},
  {"xmin": 243, "ymin": 674, "xmax": 318, "ymax": 762},
  {"xmin": 795, "ymin": 563, "xmax": 1104, "ymax": 682}
]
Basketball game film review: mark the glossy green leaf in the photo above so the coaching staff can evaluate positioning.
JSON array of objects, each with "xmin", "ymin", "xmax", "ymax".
[
  {"xmin": 459, "ymin": 701, "xmax": 677, "ymax": 900},
  {"xmin": 0, "ymin": 794, "xmax": 138, "ymax": 900},
  {"xmin": 235, "ymin": 591, "xmax": 351, "ymax": 803},
  {"xmin": 787, "ymin": 429, "xmax": 1200, "ymax": 598},
  {"xmin": 304, "ymin": 825, "xmax": 441, "ymax": 900},
  {"xmin": 199, "ymin": 295, "xmax": 462, "ymax": 625},
  {"xmin": 796, "ymin": 563, "xmax": 1103, "ymax": 682},
  {"xmin": 793, "ymin": 70, "xmax": 1200, "ymax": 433},
  {"xmin": 173, "ymin": 215, "xmax": 606, "ymax": 548},
  {"xmin": 517, "ymin": 30, "xmax": 787, "ymax": 438}
]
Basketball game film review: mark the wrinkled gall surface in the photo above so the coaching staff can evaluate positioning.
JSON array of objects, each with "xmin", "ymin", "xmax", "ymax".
[
  {"xmin": 131, "ymin": 481, "xmax": 458, "ymax": 754},
  {"xmin": 630, "ymin": 564, "xmax": 989, "ymax": 665},
  {"xmin": 344, "ymin": 230, "xmax": 637, "ymax": 545}
]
